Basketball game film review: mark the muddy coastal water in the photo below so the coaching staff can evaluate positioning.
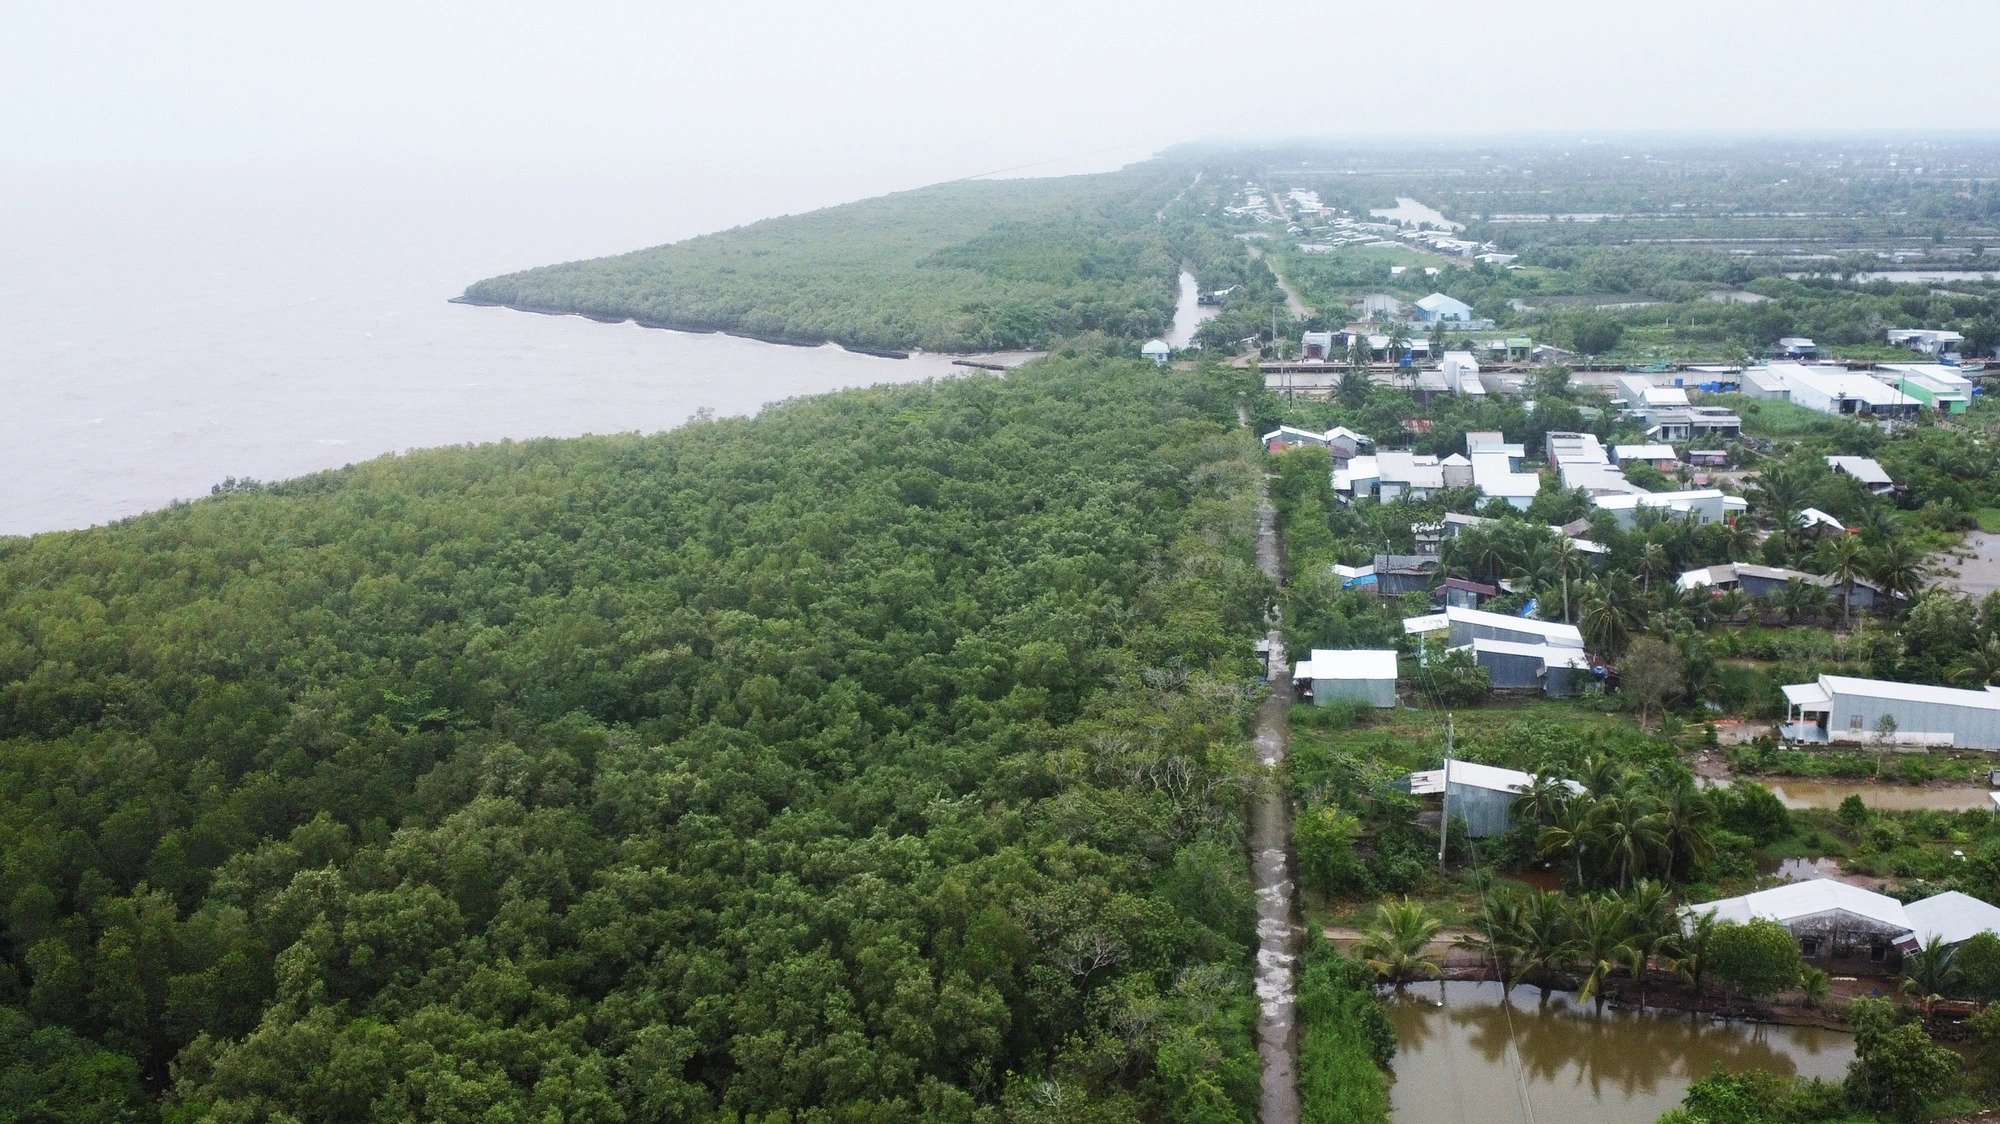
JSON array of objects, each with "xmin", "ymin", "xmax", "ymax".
[{"xmin": 1386, "ymin": 982, "xmax": 1855, "ymax": 1124}]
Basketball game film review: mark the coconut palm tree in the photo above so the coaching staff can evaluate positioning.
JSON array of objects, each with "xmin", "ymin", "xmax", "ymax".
[
  {"xmin": 1596, "ymin": 786, "xmax": 1667, "ymax": 890},
  {"xmin": 1779, "ymin": 578, "xmax": 1832, "ymax": 626},
  {"xmin": 1664, "ymin": 910, "xmax": 1718, "ymax": 996},
  {"xmin": 1461, "ymin": 886, "xmax": 1529, "ymax": 985},
  {"xmin": 1799, "ymin": 967, "xmax": 1831, "ymax": 1008},
  {"xmin": 1714, "ymin": 587, "xmax": 1747, "ymax": 624},
  {"xmin": 1951, "ymin": 635, "xmax": 2000, "ymax": 687},
  {"xmin": 1577, "ymin": 579, "xmax": 1632, "ymax": 660},
  {"xmin": 1387, "ymin": 323, "xmax": 1412, "ymax": 366},
  {"xmin": 1655, "ymin": 781, "xmax": 1717, "ymax": 883},
  {"xmin": 1618, "ymin": 880, "xmax": 1676, "ymax": 1009},
  {"xmin": 1869, "ymin": 538, "xmax": 1926, "ymax": 604},
  {"xmin": 1358, "ymin": 897, "xmax": 1444, "ymax": 985},
  {"xmin": 1548, "ymin": 535, "xmax": 1585, "ymax": 623},
  {"xmin": 1634, "ymin": 543, "xmax": 1673, "ymax": 592},
  {"xmin": 1514, "ymin": 888, "xmax": 1575, "ymax": 999},
  {"xmin": 1723, "ymin": 518, "xmax": 1760, "ymax": 563},
  {"xmin": 1568, "ymin": 895, "xmax": 1635, "ymax": 1013},
  {"xmin": 1818, "ymin": 533, "xmax": 1869, "ymax": 630},
  {"xmin": 1901, "ymin": 935, "xmax": 1963, "ymax": 1021},
  {"xmin": 1539, "ymin": 794, "xmax": 1603, "ymax": 887},
  {"xmin": 1510, "ymin": 772, "xmax": 1575, "ymax": 829}
]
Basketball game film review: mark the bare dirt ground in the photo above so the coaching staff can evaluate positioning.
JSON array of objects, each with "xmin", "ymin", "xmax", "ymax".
[{"xmin": 1935, "ymin": 530, "xmax": 2000, "ymax": 598}]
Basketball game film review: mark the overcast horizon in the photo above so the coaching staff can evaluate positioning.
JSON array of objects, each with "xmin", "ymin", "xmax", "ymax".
[{"xmin": 7, "ymin": 1, "xmax": 1998, "ymax": 190}]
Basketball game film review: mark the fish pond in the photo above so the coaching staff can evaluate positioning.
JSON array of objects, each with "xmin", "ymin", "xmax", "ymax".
[{"xmin": 1385, "ymin": 982, "xmax": 1854, "ymax": 1124}]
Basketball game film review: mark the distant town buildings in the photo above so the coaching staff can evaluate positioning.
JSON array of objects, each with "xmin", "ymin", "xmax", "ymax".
[
  {"xmin": 1414, "ymin": 293, "xmax": 1474, "ymax": 323},
  {"xmin": 1886, "ymin": 328, "xmax": 1965, "ymax": 358}
]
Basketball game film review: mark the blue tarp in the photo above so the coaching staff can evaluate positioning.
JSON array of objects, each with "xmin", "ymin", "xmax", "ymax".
[{"xmin": 1519, "ymin": 598, "xmax": 1538, "ymax": 618}]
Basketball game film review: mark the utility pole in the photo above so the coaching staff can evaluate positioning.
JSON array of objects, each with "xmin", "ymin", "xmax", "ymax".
[{"xmin": 1438, "ymin": 714, "xmax": 1454, "ymax": 873}]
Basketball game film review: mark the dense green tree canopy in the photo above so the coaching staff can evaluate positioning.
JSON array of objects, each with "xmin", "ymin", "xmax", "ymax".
[
  {"xmin": 461, "ymin": 169, "xmax": 1191, "ymax": 353},
  {"xmin": 0, "ymin": 355, "xmax": 1275, "ymax": 1122}
]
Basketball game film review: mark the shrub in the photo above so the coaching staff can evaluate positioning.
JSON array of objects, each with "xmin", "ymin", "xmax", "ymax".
[{"xmin": 1709, "ymin": 919, "xmax": 1804, "ymax": 1002}]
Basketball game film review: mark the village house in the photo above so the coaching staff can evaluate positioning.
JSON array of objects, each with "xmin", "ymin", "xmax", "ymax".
[
  {"xmin": 1612, "ymin": 443, "xmax": 1680, "ymax": 472},
  {"xmin": 1771, "ymin": 363, "xmax": 1921, "ymax": 420},
  {"xmin": 1406, "ymin": 761, "xmax": 1581, "ymax": 838},
  {"xmin": 1689, "ymin": 880, "xmax": 1917, "ymax": 967},
  {"xmin": 1675, "ymin": 562, "xmax": 1894, "ymax": 611},
  {"xmin": 1782, "ymin": 674, "xmax": 2000, "ymax": 749},
  {"xmin": 1141, "ymin": 339, "xmax": 1171, "ymax": 365},
  {"xmin": 1414, "ymin": 292, "xmax": 1474, "ymax": 323},
  {"xmin": 1886, "ymin": 328, "xmax": 1966, "ymax": 358},
  {"xmin": 1458, "ymin": 637, "xmax": 1593, "ymax": 696},
  {"xmin": 1826, "ymin": 455, "xmax": 1895, "ymax": 495},
  {"xmin": 1878, "ymin": 364, "xmax": 1973, "ymax": 415},
  {"xmin": 1592, "ymin": 489, "xmax": 1743, "ymax": 529},
  {"xmin": 1403, "ymin": 604, "xmax": 1584, "ymax": 651},
  {"xmin": 1292, "ymin": 649, "xmax": 1399, "ymax": 708}
]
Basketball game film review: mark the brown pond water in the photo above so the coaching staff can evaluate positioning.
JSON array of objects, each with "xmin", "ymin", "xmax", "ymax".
[
  {"xmin": 1763, "ymin": 781, "xmax": 1995, "ymax": 812},
  {"xmin": 1386, "ymin": 982, "xmax": 1854, "ymax": 1124}
]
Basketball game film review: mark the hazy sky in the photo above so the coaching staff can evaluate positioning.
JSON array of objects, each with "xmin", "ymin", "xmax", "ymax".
[{"xmin": 6, "ymin": 0, "xmax": 1998, "ymax": 181}]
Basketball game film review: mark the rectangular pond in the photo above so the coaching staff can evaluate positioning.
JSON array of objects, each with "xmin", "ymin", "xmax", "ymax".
[{"xmin": 1386, "ymin": 981, "xmax": 1854, "ymax": 1124}]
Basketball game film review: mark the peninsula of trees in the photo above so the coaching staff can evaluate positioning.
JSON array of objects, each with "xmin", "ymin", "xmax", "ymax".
[{"xmin": 459, "ymin": 168, "xmax": 1190, "ymax": 353}]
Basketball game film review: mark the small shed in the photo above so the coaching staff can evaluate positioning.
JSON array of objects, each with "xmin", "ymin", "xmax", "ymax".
[
  {"xmin": 1408, "ymin": 760, "xmax": 1580, "ymax": 838},
  {"xmin": 1293, "ymin": 649, "xmax": 1398, "ymax": 709},
  {"xmin": 1141, "ymin": 339, "xmax": 1172, "ymax": 365}
]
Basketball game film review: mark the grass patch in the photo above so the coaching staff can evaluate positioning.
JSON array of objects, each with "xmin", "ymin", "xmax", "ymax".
[{"xmin": 1975, "ymin": 507, "xmax": 2000, "ymax": 533}]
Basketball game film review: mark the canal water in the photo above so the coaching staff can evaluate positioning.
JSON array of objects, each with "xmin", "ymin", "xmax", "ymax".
[
  {"xmin": 1764, "ymin": 781, "xmax": 1995, "ymax": 813},
  {"xmin": 1386, "ymin": 982, "xmax": 1854, "ymax": 1124},
  {"xmin": 1165, "ymin": 269, "xmax": 1215, "ymax": 348}
]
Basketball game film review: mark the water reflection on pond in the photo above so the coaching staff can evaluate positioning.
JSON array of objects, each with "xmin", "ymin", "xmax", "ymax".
[
  {"xmin": 1763, "ymin": 781, "xmax": 1995, "ymax": 812},
  {"xmin": 1386, "ymin": 982, "xmax": 1853, "ymax": 1124}
]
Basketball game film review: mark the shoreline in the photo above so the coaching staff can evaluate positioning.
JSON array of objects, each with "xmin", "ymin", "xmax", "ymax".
[{"xmin": 450, "ymin": 294, "xmax": 1044, "ymax": 363}]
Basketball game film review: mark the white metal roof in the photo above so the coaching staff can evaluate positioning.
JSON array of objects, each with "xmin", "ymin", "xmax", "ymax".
[
  {"xmin": 1775, "ymin": 364, "xmax": 1918, "ymax": 407},
  {"xmin": 1464, "ymin": 637, "xmax": 1593, "ymax": 670},
  {"xmin": 1905, "ymin": 891, "xmax": 2000, "ymax": 947},
  {"xmin": 1798, "ymin": 507, "xmax": 1846, "ymax": 532},
  {"xmin": 1826, "ymin": 456, "xmax": 1893, "ymax": 486},
  {"xmin": 1409, "ymin": 759, "xmax": 1583, "ymax": 797},
  {"xmin": 1880, "ymin": 363, "xmax": 1973, "ymax": 392},
  {"xmin": 1592, "ymin": 488, "xmax": 1726, "ymax": 512},
  {"xmin": 1615, "ymin": 444, "xmax": 1679, "ymax": 461},
  {"xmin": 1293, "ymin": 649, "xmax": 1398, "ymax": 681},
  {"xmin": 1403, "ymin": 613, "xmax": 1450, "ymax": 635},
  {"xmin": 1818, "ymin": 674, "xmax": 2000, "ymax": 711},
  {"xmin": 1688, "ymin": 878, "xmax": 1911, "ymax": 932},
  {"xmin": 1782, "ymin": 682, "xmax": 1831, "ymax": 708},
  {"xmin": 1470, "ymin": 451, "xmax": 1541, "ymax": 498},
  {"xmin": 1439, "ymin": 605, "xmax": 1584, "ymax": 648}
]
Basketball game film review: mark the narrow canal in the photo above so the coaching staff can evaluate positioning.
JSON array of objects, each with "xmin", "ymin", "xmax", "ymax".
[
  {"xmin": 1386, "ymin": 982, "xmax": 1854, "ymax": 1124},
  {"xmin": 1250, "ymin": 479, "xmax": 1301, "ymax": 1124}
]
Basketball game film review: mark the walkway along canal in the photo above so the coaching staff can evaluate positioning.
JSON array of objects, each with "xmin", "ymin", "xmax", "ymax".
[{"xmin": 1250, "ymin": 460, "xmax": 1301, "ymax": 1124}]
